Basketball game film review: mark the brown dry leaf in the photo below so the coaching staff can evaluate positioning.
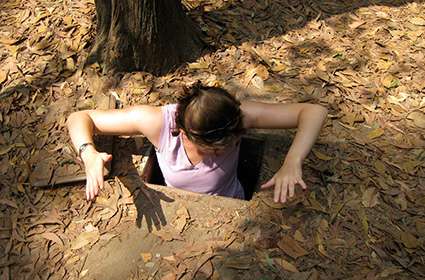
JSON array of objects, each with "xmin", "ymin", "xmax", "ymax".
[
  {"xmin": 362, "ymin": 188, "xmax": 379, "ymax": 208},
  {"xmin": 196, "ymin": 259, "xmax": 214, "ymax": 279},
  {"xmin": 41, "ymin": 232, "xmax": 64, "ymax": 247},
  {"xmin": 0, "ymin": 70, "xmax": 8, "ymax": 84},
  {"xmin": 294, "ymin": 230, "xmax": 305, "ymax": 243},
  {"xmin": 152, "ymin": 229, "xmax": 183, "ymax": 242},
  {"xmin": 261, "ymin": 196, "xmax": 285, "ymax": 209},
  {"xmin": 315, "ymin": 232, "xmax": 329, "ymax": 258},
  {"xmin": 163, "ymin": 255, "xmax": 177, "ymax": 262},
  {"xmin": 17, "ymin": 183, "xmax": 25, "ymax": 193},
  {"xmin": 71, "ymin": 230, "xmax": 100, "ymax": 250},
  {"xmin": 374, "ymin": 160, "xmax": 386, "ymax": 174},
  {"xmin": 367, "ymin": 128, "xmax": 384, "ymax": 140},
  {"xmin": 161, "ymin": 273, "xmax": 176, "ymax": 280},
  {"xmin": 349, "ymin": 20, "xmax": 366, "ymax": 29},
  {"xmin": 312, "ymin": 150, "xmax": 333, "ymax": 161},
  {"xmin": 63, "ymin": 16, "xmax": 73, "ymax": 26},
  {"xmin": 172, "ymin": 206, "xmax": 190, "ymax": 233},
  {"xmin": 377, "ymin": 60, "xmax": 393, "ymax": 71},
  {"xmin": 224, "ymin": 254, "xmax": 254, "ymax": 270},
  {"xmin": 99, "ymin": 232, "xmax": 117, "ymax": 242},
  {"xmin": 409, "ymin": 17, "xmax": 425, "ymax": 26},
  {"xmin": 65, "ymin": 57, "xmax": 75, "ymax": 71},
  {"xmin": 141, "ymin": 252, "xmax": 152, "ymax": 262},
  {"xmin": 381, "ymin": 75, "xmax": 400, "ymax": 88},
  {"xmin": 316, "ymin": 70, "xmax": 330, "ymax": 82},
  {"xmin": 277, "ymin": 235, "xmax": 308, "ymax": 259},
  {"xmin": 400, "ymin": 231, "xmax": 420, "ymax": 249},
  {"xmin": 270, "ymin": 60, "xmax": 286, "ymax": 72},
  {"xmin": 244, "ymin": 65, "xmax": 268, "ymax": 87},
  {"xmin": 415, "ymin": 220, "xmax": 425, "ymax": 235},
  {"xmin": 407, "ymin": 111, "xmax": 425, "ymax": 128},
  {"xmin": 274, "ymin": 258, "xmax": 299, "ymax": 273},
  {"xmin": 251, "ymin": 75, "xmax": 264, "ymax": 90},
  {"xmin": 0, "ymin": 37, "xmax": 20, "ymax": 45},
  {"xmin": 378, "ymin": 267, "xmax": 403, "ymax": 278},
  {"xmin": 188, "ymin": 60, "xmax": 209, "ymax": 70},
  {"xmin": 0, "ymin": 198, "xmax": 18, "ymax": 209},
  {"xmin": 0, "ymin": 145, "xmax": 13, "ymax": 156},
  {"xmin": 255, "ymin": 65, "xmax": 269, "ymax": 80},
  {"xmin": 80, "ymin": 269, "xmax": 89, "ymax": 278},
  {"xmin": 394, "ymin": 193, "xmax": 407, "ymax": 211}
]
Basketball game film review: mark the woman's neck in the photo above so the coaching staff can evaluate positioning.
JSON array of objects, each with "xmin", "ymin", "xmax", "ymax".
[{"xmin": 181, "ymin": 134, "xmax": 204, "ymax": 165}]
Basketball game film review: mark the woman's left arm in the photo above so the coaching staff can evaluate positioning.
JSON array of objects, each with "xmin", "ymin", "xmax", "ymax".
[{"xmin": 241, "ymin": 101, "xmax": 328, "ymax": 203}]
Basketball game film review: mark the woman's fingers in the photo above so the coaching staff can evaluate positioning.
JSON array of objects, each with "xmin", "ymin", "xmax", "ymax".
[
  {"xmin": 273, "ymin": 179, "xmax": 282, "ymax": 202},
  {"xmin": 280, "ymin": 180, "xmax": 288, "ymax": 203},
  {"xmin": 261, "ymin": 177, "xmax": 275, "ymax": 189},
  {"xmin": 86, "ymin": 179, "xmax": 90, "ymax": 200},
  {"xmin": 95, "ymin": 176, "xmax": 103, "ymax": 196},
  {"xmin": 288, "ymin": 180, "xmax": 295, "ymax": 198},
  {"xmin": 96, "ymin": 169, "xmax": 104, "ymax": 191},
  {"xmin": 87, "ymin": 176, "xmax": 94, "ymax": 200},
  {"xmin": 83, "ymin": 153, "xmax": 109, "ymax": 201},
  {"xmin": 89, "ymin": 178, "xmax": 95, "ymax": 200},
  {"xmin": 264, "ymin": 172, "xmax": 307, "ymax": 203},
  {"xmin": 86, "ymin": 175, "xmax": 99, "ymax": 201},
  {"xmin": 298, "ymin": 178, "xmax": 308, "ymax": 190}
]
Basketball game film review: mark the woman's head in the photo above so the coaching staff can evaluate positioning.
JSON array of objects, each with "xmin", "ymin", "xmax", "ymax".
[{"xmin": 174, "ymin": 83, "xmax": 244, "ymax": 149}]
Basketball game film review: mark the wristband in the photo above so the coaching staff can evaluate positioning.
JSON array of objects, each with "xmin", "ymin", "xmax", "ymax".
[{"xmin": 78, "ymin": 142, "xmax": 95, "ymax": 158}]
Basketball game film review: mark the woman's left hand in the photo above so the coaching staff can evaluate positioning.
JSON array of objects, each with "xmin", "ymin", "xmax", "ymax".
[{"xmin": 261, "ymin": 158, "xmax": 307, "ymax": 203}]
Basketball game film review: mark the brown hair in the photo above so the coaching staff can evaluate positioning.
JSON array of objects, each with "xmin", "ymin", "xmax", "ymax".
[{"xmin": 173, "ymin": 83, "xmax": 244, "ymax": 148}]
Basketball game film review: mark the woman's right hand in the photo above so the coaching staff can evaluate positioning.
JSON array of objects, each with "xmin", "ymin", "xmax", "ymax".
[{"xmin": 81, "ymin": 149, "xmax": 112, "ymax": 200}]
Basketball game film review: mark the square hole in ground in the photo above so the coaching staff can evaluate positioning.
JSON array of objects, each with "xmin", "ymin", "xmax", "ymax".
[{"xmin": 142, "ymin": 136, "xmax": 265, "ymax": 200}]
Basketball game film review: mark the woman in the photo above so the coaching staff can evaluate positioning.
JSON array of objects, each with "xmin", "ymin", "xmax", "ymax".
[{"xmin": 67, "ymin": 84, "xmax": 327, "ymax": 203}]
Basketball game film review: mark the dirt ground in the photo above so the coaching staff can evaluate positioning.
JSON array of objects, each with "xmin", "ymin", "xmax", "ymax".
[{"xmin": 1, "ymin": 0, "xmax": 425, "ymax": 279}]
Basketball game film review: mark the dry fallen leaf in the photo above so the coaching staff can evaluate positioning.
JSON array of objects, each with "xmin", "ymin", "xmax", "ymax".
[
  {"xmin": 312, "ymin": 150, "xmax": 333, "ymax": 161},
  {"xmin": 381, "ymin": 75, "xmax": 400, "ymax": 88},
  {"xmin": 0, "ymin": 145, "xmax": 13, "ymax": 156},
  {"xmin": 0, "ymin": 70, "xmax": 8, "ymax": 84},
  {"xmin": 367, "ymin": 128, "xmax": 384, "ymax": 140},
  {"xmin": 277, "ymin": 235, "xmax": 308, "ymax": 259},
  {"xmin": 274, "ymin": 258, "xmax": 299, "ymax": 273},
  {"xmin": 407, "ymin": 111, "xmax": 425, "ymax": 128},
  {"xmin": 409, "ymin": 17, "xmax": 425, "ymax": 26},
  {"xmin": 255, "ymin": 65, "xmax": 269, "ymax": 80},
  {"xmin": 415, "ymin": 220, "xmax": 425, "ymax": 236},
  {"xmin": 41, "ymin": 232, "xmax": 64, "ymax": 247},
  {"xmin": 160, "ymin": 273, "xmax": 176, "ymax": 280},
  {"xmin": 172, "ymin": 206, "xmax": 190, "ymax": 233},
  {"xmin": 294, "ymin": 230, "xmax": 305, "ymax": 243},
  {"xmin": 349, "ymin": 20, "xmax": 366, "ymax": 29},
  {"xmin": 0, "ymin": 37, "xmax": 20, "ymax": 45},
  {"xmin": 152, "ymin": 228, "xmax": 183, "ymax": 242},
  {"xmin": 0, "ymin": 198, "xmax": 18, "ymax": 209},
  {"xmin": 251, "ymin": 75, "xmax": 264, "ymax": 90},
  {"xmin": 362, "ymin": 188, "xmax": 379, "ymax": 208},
  {"xmin": 188, "ymin": 60, "xmax": 209, "ymax": 70},
  {"xmin": 400, "ymin": 231, "xmax": 420, "ymax": 249},
  {"xmin": 224, "ymin": 254, "xmax": 254, "ymax": 270},
  {"xmin": 141, "ymin": 252, "xmax": 152, "ymax": 262},
  {"xmin": 378, "ymin": 267, "xmax": 403, "ymax": 278},
  {"xmin": 71, "ymin": 230, "xmax": 100, "ymax": 250}
]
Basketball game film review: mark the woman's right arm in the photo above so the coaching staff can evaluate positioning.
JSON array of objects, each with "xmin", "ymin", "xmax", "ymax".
[{"xmin": 66, "ymin": 105, "xmax": 163, "ymax": 200}]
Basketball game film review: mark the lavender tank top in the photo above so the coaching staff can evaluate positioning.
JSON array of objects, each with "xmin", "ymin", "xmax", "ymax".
[{"xmin": 155, "ymin": 104, "xmax": 245, "ymax": 199}]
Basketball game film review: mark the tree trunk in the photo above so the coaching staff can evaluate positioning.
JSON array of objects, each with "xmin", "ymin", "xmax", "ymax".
[{"xmin": 88, "ymin": 0, "xmax": 205, "ymax": 75}]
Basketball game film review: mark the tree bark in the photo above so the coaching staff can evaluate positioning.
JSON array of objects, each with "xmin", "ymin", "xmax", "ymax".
[{"xmin": 88, "ymin": 0, "xmax": 205, "ymax": 75}]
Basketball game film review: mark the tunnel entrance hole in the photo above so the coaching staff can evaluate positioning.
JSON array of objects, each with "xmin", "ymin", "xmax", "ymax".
[{"xmin": 141, "ymin": 136, "xmax": 265, "ymax": 200}]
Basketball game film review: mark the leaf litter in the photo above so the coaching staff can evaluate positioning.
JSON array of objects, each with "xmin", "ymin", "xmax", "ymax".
[{"xmin": 1, "ymin": 0, "xmax": 425, "ymax": 279}]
